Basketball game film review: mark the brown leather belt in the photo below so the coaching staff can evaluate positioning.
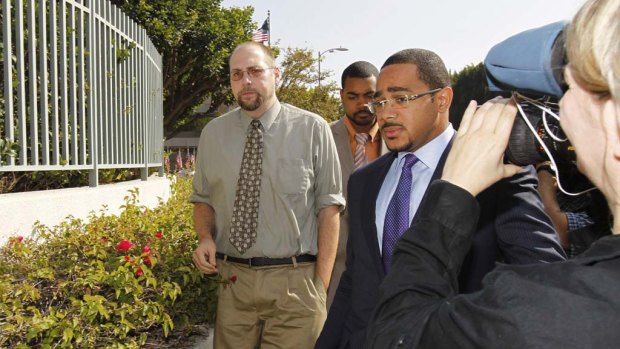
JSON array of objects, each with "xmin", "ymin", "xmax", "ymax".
[{"xmin": 215, "ymin": 252, "xmax": 316, "ymax": 267}]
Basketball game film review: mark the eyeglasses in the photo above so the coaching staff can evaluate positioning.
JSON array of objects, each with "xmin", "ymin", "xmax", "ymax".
[
  {"xmin": 230, "ymin": 67, "xmax": 275, "ymax": 81},
  {"xmin": 368, "ymin": 88, "xmax": 443, "ymax": 114}
]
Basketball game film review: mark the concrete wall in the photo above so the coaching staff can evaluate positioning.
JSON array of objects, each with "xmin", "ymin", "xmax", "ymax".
[{"xmin": 0, "ymin": 176, "xmax": 172, "ymax": 243}]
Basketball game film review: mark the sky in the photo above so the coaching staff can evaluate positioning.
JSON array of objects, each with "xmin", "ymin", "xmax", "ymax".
[{"xmin": 221, "ymin": 0, "xmax": 584, "ymax": 86}]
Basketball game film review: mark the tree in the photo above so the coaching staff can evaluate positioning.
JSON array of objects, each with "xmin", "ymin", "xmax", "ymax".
[
  {"xmin": 110, "ymin": 0, "xmax": 255, "ymax": 137},
  {"xmin": 449, "ymin": 63, "xmax": 505, "ymax": 129},
  {"xmin": 277, "ymin": 47, "xmax": 341, "ymax": 122}
]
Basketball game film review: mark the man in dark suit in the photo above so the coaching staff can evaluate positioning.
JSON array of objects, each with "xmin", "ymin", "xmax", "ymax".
[
  {"xmin": 315, "ymin": 48, "xmax": 566, "ymax": 349},
  {"xmin": 328, "ymin": 61, "xmax": 389, "ymax": 308}
]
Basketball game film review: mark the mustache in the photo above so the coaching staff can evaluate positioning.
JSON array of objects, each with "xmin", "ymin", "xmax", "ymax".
[
  {"xmin": 353, "ymin": 107, "xmax": 372, "ymax": 117},
  {"xmin": 381, "ymin": 121, "xmax": 404, "ymax": 131}
]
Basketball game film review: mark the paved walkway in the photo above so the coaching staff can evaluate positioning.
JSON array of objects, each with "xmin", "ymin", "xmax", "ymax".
[{"xmin": 189, "ymin": 327, "xmax": 213, "ymax": 349}]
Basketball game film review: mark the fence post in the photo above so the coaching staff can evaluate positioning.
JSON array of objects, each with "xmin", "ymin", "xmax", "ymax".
[
  {"xmin": 140, "ymin": 28, "xmax": 148, "ymax": 181},
  {"xmin": 1, "ymin": 0, "xmax": 163, "ymax": 176},
  {"xmin": 88, "ymin": 0, "xmax": 99, "ymax": 187},
  {"xmin": 2, "ymin": 0, "xmax": 15, "ymax": 166}
]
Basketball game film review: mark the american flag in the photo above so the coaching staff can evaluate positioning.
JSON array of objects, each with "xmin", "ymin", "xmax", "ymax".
[{"xmin": 252, "ymin": 18, "xmax": 270, "ymax": 44}]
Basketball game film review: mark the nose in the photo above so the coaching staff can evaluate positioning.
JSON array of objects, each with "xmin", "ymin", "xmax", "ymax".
[
  {"xmin": 378, "ymin": 105, "xmax": 398, "ymax": 121},
  {"xmin": 240, "ymin": 71, "xmax": 253, "ymax": 84}
]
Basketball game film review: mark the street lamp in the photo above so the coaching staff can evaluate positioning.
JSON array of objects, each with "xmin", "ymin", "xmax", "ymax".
[{"xmin": 318, "ymin": 47, "xmax": 348, "ymax": 87}]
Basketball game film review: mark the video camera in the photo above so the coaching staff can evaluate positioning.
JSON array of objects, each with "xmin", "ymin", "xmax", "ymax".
[{"xmin": 484, "ymin": 22, "xmax": 574, "ymax": 169}]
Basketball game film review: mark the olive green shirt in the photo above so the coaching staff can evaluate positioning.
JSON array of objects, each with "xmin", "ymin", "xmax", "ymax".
[{"xmin": 190, "ymin": 101, "xmax": 345, "ymax": 258}]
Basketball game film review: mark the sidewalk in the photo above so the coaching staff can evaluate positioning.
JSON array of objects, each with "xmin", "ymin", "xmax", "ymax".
[{"xmin": 188, "ymin": 327, "xmax": 213, "ymax": 349}]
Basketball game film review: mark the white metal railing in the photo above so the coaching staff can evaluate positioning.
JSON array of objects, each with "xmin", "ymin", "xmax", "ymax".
[{"xmin": 1, "ymin": 0, "xmax": 163, "ymax": 186}]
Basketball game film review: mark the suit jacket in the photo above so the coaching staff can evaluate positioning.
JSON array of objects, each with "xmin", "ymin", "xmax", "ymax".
[
  {"xmin": 316, "ymin": 136, "xmax": 566, "ymax": 349},
  {"xmin": 327, "ymin": 118, "xmax": 388, "ymax": 308}
]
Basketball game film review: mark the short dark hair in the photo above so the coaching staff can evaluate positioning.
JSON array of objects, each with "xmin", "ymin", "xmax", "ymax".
[
  {"xmin": 381, "ymin": 49, "xmax": 451, "ymax": 89},
  {"xmin": 341, "ymin": 61, "xmax": 379, "ymax": 88}
]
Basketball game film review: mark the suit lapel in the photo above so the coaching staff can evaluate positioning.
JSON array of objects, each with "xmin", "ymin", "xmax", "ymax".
[{"xmin": 361, "ymin": 152, "xmax": 397, "ymax": 277}]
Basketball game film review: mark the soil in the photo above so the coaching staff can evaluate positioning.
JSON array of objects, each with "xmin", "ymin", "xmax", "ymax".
[{"xmin": 143, "ymin": 323, "xmax": 212, "ymax": 348}]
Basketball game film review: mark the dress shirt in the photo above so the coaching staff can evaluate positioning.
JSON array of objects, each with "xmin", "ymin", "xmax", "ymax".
[
  {"xmin": 190, "ymin": 101, "xmax": 346, "ymax": 258},
  {"xmin": 343, "ymin": 116, "xmax": 381, "ymax": 162},
  {"xmin": 368, "ymin": 180, "xmax": 620, "ymax": 348},
  {"xmin": 375, "ymin": 125, "xmax": 455, "ymax": 254}
]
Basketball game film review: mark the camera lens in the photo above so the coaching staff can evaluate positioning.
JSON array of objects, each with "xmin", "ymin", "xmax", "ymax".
[{"xmin": 504, "ymin": 101, "xmax": 574, "ymax": 166}]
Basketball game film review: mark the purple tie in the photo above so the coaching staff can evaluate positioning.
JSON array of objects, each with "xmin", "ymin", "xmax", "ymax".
[{"xmin": 382, "ymin": 154, "xmax": 418, "ymax": 272}]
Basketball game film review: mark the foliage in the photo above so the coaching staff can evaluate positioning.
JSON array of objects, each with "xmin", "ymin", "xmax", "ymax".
[
  {"xmin": 0, "ymin": 176, "xmax": 220, "ymax": 348},
  {"xmin": 0, "ymin": 138, "xmax": 20, "ymax": 165},
  {"xmin": 0, "ymin": 168, "xmax": 159, "ymax": 194},
  {"xmin": 109, "ymin": 0, "xmax": 256, "ymax": 138},
  {"xmin": 449, "ymin": 63, "xmax": 506, "ymax": 129},
  {"xmin": 277, "ymin": 47, "xmax": 342, "ymax": 122}
]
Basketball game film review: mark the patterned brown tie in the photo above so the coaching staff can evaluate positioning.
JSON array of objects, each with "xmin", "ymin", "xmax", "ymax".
[
  {"xmin": 229, "ymin": 120, "xmax": 264, "ymax": 254},
  {"xmin": 354, "ymin": 133, "xmax": 370, "ymax": 169}
]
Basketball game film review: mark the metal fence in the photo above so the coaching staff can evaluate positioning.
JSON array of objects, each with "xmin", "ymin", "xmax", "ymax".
[{"xmin": 1, "ymin": 0, "xmax": 163, "ymax": 186}]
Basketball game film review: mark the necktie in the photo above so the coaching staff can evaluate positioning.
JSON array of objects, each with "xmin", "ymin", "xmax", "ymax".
[
  {"xmin": 354, "ymin": 133, "xmax": 370, "ymax": 169},
  {"xmin": 229, "ymin": 120, "xmax": 264, "ymax": 254},
  {"xmin": 382, "ymin": 154, "xmax": 419, "ymax": 272}
]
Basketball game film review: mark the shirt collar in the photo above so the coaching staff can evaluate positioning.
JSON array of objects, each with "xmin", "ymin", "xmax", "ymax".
[
  {"xmin": 343, "ymin": 116, "xmax": 380, "ymax": 142},
  {"xmin": 237, "ymin": 100, "xmax": 282, "ymax": 131},
  {"xmin": 396, "ymin": 124, "xmax": 455, "ymax": 171}
]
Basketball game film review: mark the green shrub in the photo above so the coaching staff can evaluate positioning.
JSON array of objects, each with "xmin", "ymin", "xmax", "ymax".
[{"xmin": 0, "ymin": 175, "xmax": 219, "ymax": 348}]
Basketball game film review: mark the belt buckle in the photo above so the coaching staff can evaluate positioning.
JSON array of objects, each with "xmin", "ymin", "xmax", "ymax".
[{"xmin": 247, "ymin": 257, "xmax": 253, "ymax": 267}]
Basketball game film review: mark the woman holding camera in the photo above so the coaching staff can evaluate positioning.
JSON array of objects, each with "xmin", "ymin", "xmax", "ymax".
[{"xmin": 368, "ymin": 0, "xmax": 620, "ymax": 347}]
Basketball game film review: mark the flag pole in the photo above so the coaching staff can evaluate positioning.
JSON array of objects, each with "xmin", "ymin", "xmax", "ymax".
[{"xmin": 267, "ymin": 10, "xmax": 271, "ymax": 47}]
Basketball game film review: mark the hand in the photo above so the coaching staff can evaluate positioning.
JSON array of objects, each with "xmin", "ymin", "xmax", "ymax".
[
  {"xmin": 442, "ymin": 97, "xmax": 523, "ymax": 196},
  {"xmin": 536, "ymin": 168, "xmax": 558, "ymax": 197},
  {"xmin": 192, "ymin": 238, "xmax": 218, "ymax": 274}
]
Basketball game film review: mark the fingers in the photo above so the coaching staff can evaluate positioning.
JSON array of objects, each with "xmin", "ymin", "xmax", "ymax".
[
  {"xmin": 493, "ymin": 99, "xmax": 518, "ymax": 139},
  {"xmin": 442, "ymin": 97, "xmax": 522, "ymax": 196},
  {"xmin": 461, "ymin": 97, "xmax": 514, "ymax": 137},
  {"xmin": 456, "ymin": 100, "xmax": 478, "ymax": 135},
  {"xmin": 192, "ymin": 246, "xmax": 218, "ymax": 274},
  {"xmin": 468, "ymin": 97, "xmax": 501, "ymax": 133},
  {"xmin": 208, "ymin": 247, "xmax": 217, "ymax": 269}
]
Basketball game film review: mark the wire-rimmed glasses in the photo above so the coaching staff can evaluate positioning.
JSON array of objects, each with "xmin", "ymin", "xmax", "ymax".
[
  {"xmin": 368, "ymin": 88, "xmax": 443, "ymax": 114},
  {"xmin": 230, "ymin": 66, "xmax": 276, "ymax": 81}
]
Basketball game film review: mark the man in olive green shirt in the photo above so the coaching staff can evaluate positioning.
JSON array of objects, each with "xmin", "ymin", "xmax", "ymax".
[{"xmin": 190, "ymin": 42, "xmax": 345, "ymax": 348}]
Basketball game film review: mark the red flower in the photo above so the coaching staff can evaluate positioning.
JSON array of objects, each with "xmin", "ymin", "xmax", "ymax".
[
  {"xmin": 115, "ymin": 239, "xmax": 135, "ymax": 252},
  {"xmin": 142, "ymin": 245, "xmax": 151, "ymax": 253},
  {"xmin": 143, "ymin": 256, "xmax": 152, "ymax": 266},
  {"xmin": 10, "ymin": 236, "xmax": 24, "ymax": 245},
  {"xmin": 155, "ymin": 232, "xmax": 163, "ymax": 239},
  {"xmin": 229, "ymin": 275, "xmax": 237, "ymax": 284},
  {"xmin": 135, "ymin": 268, "xmax": 144, "ymax": 276},
  {"xmin": 124, "ymin": 255, "xmax": 132, "ymax": 263}
]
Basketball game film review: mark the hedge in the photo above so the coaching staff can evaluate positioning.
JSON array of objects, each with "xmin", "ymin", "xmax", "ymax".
[{"xmin": 0, "ymin": 175, "xmax": 220, "ymax": 348}]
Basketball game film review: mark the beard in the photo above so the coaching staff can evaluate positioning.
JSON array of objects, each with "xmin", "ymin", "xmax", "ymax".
[
  {"xmin": 386, "ymin": 141, "xmax": 414, "ymax": 153},
  {"xmin": 346, "ymin": 108, "xmax": 376, "ymax": 127},
  {"xmin": 237, "ymin": 90, "xmax": 264, "ymax": 111}
]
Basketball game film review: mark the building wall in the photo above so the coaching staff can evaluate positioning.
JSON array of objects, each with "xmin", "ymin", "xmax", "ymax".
[{"xmin": 0, "ymin": 176, "xmax": 172, "ymax": 243}]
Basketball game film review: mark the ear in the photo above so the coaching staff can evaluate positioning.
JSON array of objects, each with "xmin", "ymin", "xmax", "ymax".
[
  {"xmin": 602, "ymin": 98, "xmax": 620, "ymax": 160},
  {"xmin": 437, "ymin": 86, "xmax": 453, "ymax": 113},
  {"xmin": 340, "ymin": 89, "xmax": 345, "ymax": 101},
  {"xmin": 273, "ymin": 67, "xmax": 281, "ymax": 85}
]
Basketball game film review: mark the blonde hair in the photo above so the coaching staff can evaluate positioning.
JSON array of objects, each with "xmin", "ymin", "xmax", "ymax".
[{"xmin": 566, "ymin": 0, "xmax": 620, "ymax": 112}]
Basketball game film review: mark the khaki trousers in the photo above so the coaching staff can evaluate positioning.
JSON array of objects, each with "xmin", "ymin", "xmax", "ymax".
[{"xmin": 214, "ymin": 259, "xmax": 327, "ymax": 349}]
